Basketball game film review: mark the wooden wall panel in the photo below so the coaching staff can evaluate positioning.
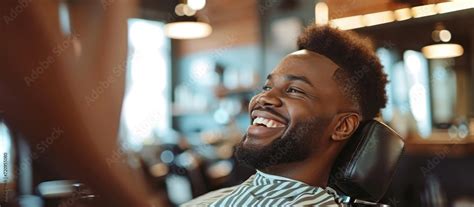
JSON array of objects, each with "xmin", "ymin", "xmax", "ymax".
[
  {"xmin": 175, "ymin": 0, "xmax": 451, "ymax": 57},
  {"xmin": 326, "ymin": 0, "xmax": 447, "ymax": 19},
  {"xmin": 176, "ymin": 0, "xmax": 260, "ymax": 57}
]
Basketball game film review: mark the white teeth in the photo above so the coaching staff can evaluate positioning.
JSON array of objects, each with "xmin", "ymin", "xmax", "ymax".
[
  {"xmin": 252, "ymin": 117, "xmax": 263, "ymax": 125},
  {"xmin": 268, "ymin": 120, "xmax": 276, "ymax": 128},
  {"xmin": 252, "ymin": 117, "xmax": 285, "ymax": 128}
]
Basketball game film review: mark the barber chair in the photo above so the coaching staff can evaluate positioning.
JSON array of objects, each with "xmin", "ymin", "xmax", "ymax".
[{"xmin": 329, "ymin": 120, "xmax": 405, "ymax": 206}]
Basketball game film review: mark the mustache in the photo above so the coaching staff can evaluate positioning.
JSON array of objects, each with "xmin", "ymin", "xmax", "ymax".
[{"xmin": 252, "ymin": 106, "xmax": 289, "ymax": 123}]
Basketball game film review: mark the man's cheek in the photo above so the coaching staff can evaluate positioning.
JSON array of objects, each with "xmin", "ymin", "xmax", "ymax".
[{"xmin": 248, "ymin": 95, "xmax": 261, "ymax": 112}]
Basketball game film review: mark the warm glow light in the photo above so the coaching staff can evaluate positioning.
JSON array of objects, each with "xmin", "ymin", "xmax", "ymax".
[
  {"xmin": 175, "ymin": 4, "xmax": 196, "ymax": 16},
  {"xmin": 315, "ymin": 2, "xmax": 329, "ymax": 25},
  {"xmin": 183, "ymin": 5, "xmax": 196, "ymax": 16},
  {"xmin": 175, "ymin": 3, "xmax": 186, "ymax": 16},
  {"xmin": 150, "ymin": 163, "xmax": 169, "ymax": 177},
  {"xmin": 436, "ymin": 1, "xmax": 474, "ymax": 14},
  {"xmin": 362, "ymin": 11, "xmax": 395, "ymax": 26},
  {"xmin": 439, "ymin": 29, "xmax": 451, "ymax": 42},
  {"xmin": 330, "ymin": 15, "xmax": 364, "ymax": 30},
  {"xmin": 188, "ymin": 0, "xmax": 206, "ymax": 10},
  {"xmin": 394, "ymin": 8, "xmax": 412, "ymax": 21},
  {"xmin": 422, "ymin": 43, "xmax": 464, "ymax": 59},
  {"xmin": 0, "ymin": 122, "xmax": 13, "ymax": 183},
  {"xmin": 412, "ymin": 4, "xmax": 437, "ymax": 18},
  {"xmin": 164, "ymin": 22, "xmax": 212, "ymax": 39},
  {"xmin": 328, "ymin": 2, "xmax": 473, "ymax": 30}
]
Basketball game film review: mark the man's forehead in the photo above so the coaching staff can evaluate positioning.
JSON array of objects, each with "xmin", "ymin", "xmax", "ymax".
[
  {"xmin": 289, "ymin": 49, "xmax": 315, "ymax": 56},
  {"xmin": 288, "ymin": 49, "xmax": 339, "ymax": 66},
  {"xmin": 275, "ymin": 49, "xmax": 340, "ymax": 74}
]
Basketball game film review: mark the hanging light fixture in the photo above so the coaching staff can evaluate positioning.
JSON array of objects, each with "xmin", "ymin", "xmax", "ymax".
[
  {"xmin": 164, "ymin": 0, "xmax": 212, "ymax": 39},
  {"xmin": 187, "ymin": 0, "xmax": 206, "ymax": 10},
  {"xmin": 422, "ymin": 23, "xmax": 463, "ymax": 59},
  {"xmin": 314, "ymin": 1, "xmax": 328, "ymax": 26}
]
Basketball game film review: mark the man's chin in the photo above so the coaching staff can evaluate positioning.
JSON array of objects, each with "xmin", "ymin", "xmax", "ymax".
[
  {"xmin": 236, "ymin": 116, "xmax": 329, "ymax": 170},
  {"xmin": 234, "ymin": 141, "xmax": 265, "ymax": 169},
  {"xmin": 235, "ymin": 134, "xmax": 293, "ymax": 169},
  {"xmin": 241, "ymin": 134, "xmax": 277, "ymax": 149},
  {"xmin": 246, "ymin": 125, "xmax": 287, "ymax": 142}
]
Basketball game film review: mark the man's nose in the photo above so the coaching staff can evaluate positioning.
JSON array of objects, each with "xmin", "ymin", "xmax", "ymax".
[{"xmin": 257, "ymin": 90, "xmax": 282, "ymax": 107}]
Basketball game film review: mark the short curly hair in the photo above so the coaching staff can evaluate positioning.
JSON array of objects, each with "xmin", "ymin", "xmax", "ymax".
[{"xmin": 297, "ymin": 25, "xmax": 388, "ymax": 120}]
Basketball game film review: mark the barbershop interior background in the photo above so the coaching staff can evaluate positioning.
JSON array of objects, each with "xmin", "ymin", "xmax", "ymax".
[{"xmin": 1, "ymin": 0, "xmax": 474, "ymax": 206}]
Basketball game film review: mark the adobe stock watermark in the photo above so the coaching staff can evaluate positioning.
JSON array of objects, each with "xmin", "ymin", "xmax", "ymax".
[
  {"xmin": 106, "ymin": 112, "xmax": 161, "ymax": 167},
  {"xmin": 258, "ymin": 0, "xmax": 279, "ymax": 15},
  {"xmin": 182, "ymin": 33, "xmax": 237, "ymax": 88},
  {"xmin": 328, "ymin": 0, "xmax": 357, "ymax": 19},
  {"xmin": 339, "ymin": 66, "xmax": 370, "ymax": 96},
  {"xmin": 100, "ymin": 0, "xmax": 115, "ymax": 10},
  {"xmin": 11, "ymin": 127, "xmax": 64, "ymax": 184},
  {"xmin": 2, "ymin": 152, "xmax": 10, "ymax": 204},
  {"xmin": 419, "ymin": 137, "xmax": 463, "ymax": 176},
  {"xmin": 388, "ymin": 197, "xmax": 400, "ymax": 207},
  {"xmin": 105, "ymin": 145, "xmax": 128, "ymax": 168},
  {"xmin": 58, "ymin": 186, "xmax": 91, "ymax": 207},
  {"xmin": 24, "ymin": 33, "xmax": 81, "ymax": 87},
  {"xmin": 3, "ymin": 0, "xmax": 32, "ymax": 25},
  {"xmin": 255, "ymin": 140, "xmax": 293, "ymax": 169},
  {"xmin": 84, "ymin": 59, "xmax": 127, "ymax": 106},
  {"xmin": 1, "ymin": 126, "xmax": 62, "ymax": 205}
]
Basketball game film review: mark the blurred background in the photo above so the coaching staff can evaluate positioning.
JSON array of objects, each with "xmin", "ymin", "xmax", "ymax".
[{"xmin": 1, "ymin": 0, "xmax": 474, "ymax": 206}]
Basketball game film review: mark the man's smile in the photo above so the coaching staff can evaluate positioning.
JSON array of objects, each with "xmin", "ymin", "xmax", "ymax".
[
  {"xmin": 253, "ymin": 116, "xmax": 285, "ymax": 127},
  {"xmin": 246, "ymin": 109, "xmax": 288, "ymax": 143}
]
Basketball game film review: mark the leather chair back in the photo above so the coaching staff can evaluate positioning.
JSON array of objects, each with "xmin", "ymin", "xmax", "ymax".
[{"xmin": 329, "ymin": 120, "xmax": 405, "ymax": 202}]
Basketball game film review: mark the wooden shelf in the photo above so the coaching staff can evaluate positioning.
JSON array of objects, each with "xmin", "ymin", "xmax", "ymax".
[{"xmin": 406, "ymin": 143, "xmax": 474, "ymax": 157}]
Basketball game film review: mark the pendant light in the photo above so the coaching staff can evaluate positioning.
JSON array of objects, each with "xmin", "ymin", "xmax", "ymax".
[
  {"xmin": 164, "ymin": 0, "xmax": 212, "ymax": 39},
  {"xmin": 422, "ymin": 23, "xmax": 464, "ymax": 59}
]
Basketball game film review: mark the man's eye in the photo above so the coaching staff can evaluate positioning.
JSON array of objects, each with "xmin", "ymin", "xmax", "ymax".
[
  {"xmin": 286, "ymin": 87, "xmax": 303, "ymax": 94},
  {"xmin": 262, "ymin": 86, "xmax": 271, "ymax": 91}
]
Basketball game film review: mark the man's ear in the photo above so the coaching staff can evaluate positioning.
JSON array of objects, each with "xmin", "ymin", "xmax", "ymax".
[{"xmin": 331, "ymin": 113, "xmax": 361, "ymax": 141}]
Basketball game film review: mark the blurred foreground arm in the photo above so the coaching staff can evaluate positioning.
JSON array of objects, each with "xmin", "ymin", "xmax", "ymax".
[{"xmin": 0, "ymin": 0, "xmax": 161, "ymax": 206}]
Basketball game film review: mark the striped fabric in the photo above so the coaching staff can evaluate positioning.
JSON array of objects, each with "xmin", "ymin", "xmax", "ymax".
[{"xmin": 181, "ymin": 171, "xmax": 341, "ymax": 206}]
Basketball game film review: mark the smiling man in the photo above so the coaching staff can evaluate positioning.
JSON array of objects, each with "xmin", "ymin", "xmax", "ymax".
[{"xmin": 183, "ymin": 25, "xmax": 388, "ymax": 206}]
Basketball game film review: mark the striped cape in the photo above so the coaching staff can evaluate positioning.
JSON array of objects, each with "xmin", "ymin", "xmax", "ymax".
[{"xmin": 181, "ymin": 171, "xmax": 341, "ymax": 206}]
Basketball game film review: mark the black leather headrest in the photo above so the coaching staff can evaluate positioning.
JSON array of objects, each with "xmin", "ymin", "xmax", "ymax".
[{"xmin": 329, "ymin": 120, "xmax": 405, "ymax": 202}]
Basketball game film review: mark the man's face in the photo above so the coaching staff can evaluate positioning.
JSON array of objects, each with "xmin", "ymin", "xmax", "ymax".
[{"xmin": 235, "ymin": 49, "xmax": 346, "ymax": 169}]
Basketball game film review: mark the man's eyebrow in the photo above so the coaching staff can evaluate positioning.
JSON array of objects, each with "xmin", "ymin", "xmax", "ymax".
[{"xmin": 266, "ymin": 74, "xmax": 314, "ymax": 87}]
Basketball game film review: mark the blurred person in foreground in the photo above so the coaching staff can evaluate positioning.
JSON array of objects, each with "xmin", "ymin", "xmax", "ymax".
[{"xmin": 183, "ymin": 25, "xmax": 388, "ymax": 206}]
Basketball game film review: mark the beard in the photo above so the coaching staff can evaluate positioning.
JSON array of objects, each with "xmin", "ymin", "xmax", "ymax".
[{"xmin": 235, "ymin": 116, "xmax": 330, "ymax": 170}]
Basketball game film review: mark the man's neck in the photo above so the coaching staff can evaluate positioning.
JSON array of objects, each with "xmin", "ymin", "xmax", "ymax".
[{"xmin": 260, "ymin": 151, "xmax": 335, "ymax": 187}]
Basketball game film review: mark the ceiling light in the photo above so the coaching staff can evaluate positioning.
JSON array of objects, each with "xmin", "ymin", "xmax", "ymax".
[
  {"xmin": 165, "ymin": 20, "xmax": 212, "ymax": 39},
  {"xmin": 175, "ymin": 3, "xmax": 186, "ymax": 16},
  {"xmin": 315, "ymin": 2, "xmax": 329, "ymax": 25},
  {"xmin": 188, "ymin": 0, "xmax": 206, "ymax": 10},
  {"xmin": 436, "ymin": 1, "xmax": 474, "ymax": 14},
  {"xmin": 423, "ymin": 24, "xmax": 463, "ymax": 59},
  {"xmin": 439, "ymin": 30, "xmax": 451, "ymax": 42},
  {"xmin": 394, "ymin": 8, "xmax": 412, "ymax": 21},
  {"xmin": 412, "ymin": 4, "xmax": 437, "ymax": 18},
  {"xmin": 422, "ymin": 44, "xmax": 464, "ymax": 59},
  {"xmin": 166, "ymin": 2, "xmax": 211, "ymax": 39},
  {"xmin": 330, "ymin": 15, "xmax": 364, "ymax": 30},
  {"xmin": 363, "ymin": 11, "xmax": 395, "ymax": 26},
  {"xmin": 183, "ymin": 5, "xmax": 196, "ymax": 16}
]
